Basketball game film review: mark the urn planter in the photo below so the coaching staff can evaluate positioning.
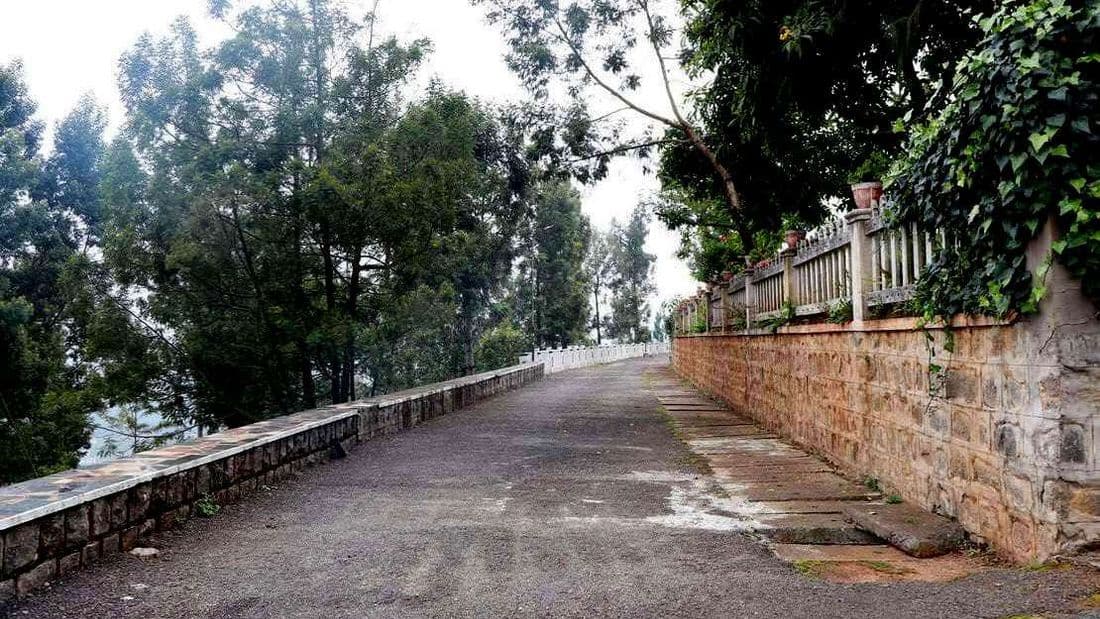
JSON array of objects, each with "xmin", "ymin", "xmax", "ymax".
[{"xmin": 850, "ymin": 181, "xmax": 884, "ymax": 210}]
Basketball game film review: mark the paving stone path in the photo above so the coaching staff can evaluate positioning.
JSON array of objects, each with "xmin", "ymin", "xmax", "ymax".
[{"xmin": 3, "ymin": 357, "xmax": 1098, "ymax": 618}]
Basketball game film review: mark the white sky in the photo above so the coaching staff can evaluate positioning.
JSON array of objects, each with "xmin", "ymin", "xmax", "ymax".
[{"xmin": 0, "ymin": 0, "xmax": 697, "ymax": 306}]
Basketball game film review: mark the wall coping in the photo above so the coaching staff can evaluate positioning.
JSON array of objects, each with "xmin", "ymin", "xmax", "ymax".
[
  {"xmin": 677, "ymin": 314, "xmax": 1015, "ymax": 338},
  {"xmin": 0, "ymin": 363, "xmax": 538, "ymax": 533}
]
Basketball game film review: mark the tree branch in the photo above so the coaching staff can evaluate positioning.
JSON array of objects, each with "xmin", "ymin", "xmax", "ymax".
[{"xmin": 551, "ymin": 18, "xmax": 678, "ymax": 128}]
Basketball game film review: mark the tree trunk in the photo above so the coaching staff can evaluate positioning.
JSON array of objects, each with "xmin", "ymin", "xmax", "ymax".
[
  {"xmin": 681, "ymin": 123, "xmax": 753, "ymax": 250},
  {"xmin": 593, "ymin": 277, "xmax": 602, "ymax": 345}
]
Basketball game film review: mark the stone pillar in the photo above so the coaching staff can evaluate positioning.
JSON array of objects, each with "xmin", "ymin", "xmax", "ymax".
[
  {"xmin": 845, "ymin": 208, "xmax": 874, "ymax": 324},
  {"xmin": 780, "ymin": 248, "xmax": 797, "ymax": 307}
]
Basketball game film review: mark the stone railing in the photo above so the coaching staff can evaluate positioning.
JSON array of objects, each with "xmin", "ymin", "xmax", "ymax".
[
  {"xmin": 677, "ymin": 202, "xmax": 943, "ymax": 332},
  {"xmin": 518, "ymin": 342, "xmax": 669, "ymax": 374},
  {"xmin": 0, "ymin": 363, "xmax": 543, "ymax": 598}
]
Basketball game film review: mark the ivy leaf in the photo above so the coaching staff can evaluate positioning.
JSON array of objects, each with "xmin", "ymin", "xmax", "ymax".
[
  {"xmin": 1010, "ymin": 152, "xmax": 1028, "ymax": 171},
  {"xmin": 968, "ymin": 203, "xmax": 981, "ymax": 223},
  {"xmin": 1029, "ymin": 127, "xmax": 1058, "ymax": 152}
]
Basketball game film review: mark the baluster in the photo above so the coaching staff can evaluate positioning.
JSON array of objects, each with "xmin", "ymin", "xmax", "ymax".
[
  {"xmin": 888, "ymin": 230, "xmax": 899, "ymax": 289},
  {"xmin": 815, "ymin": 257, "xmax": 821, "ymax": 303},
  {"xmin": 910, "ymin": 222, "xmax": 921, "ymax": 281},
  {"xmin": 834, "ymin": 250, "xmax": 842, "ymax": 299},
  {"xmin": 899, "ymin": 226, "xmax": 910, "ymax": 287},
  {"xmin": 831, "ymin": 251, "xmax": 840, "ymax": 301},
  {"xmin": 877, "ymin": 233, "xmax": 887, "ymax": 291}
]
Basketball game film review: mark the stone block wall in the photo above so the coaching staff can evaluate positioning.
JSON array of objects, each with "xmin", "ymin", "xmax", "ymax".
[
  {"xmin": 673, "ymin": 311, "xmax": 1100, "ymax": 562},
  {"xmin": 0, "ymin": 363, "xmax": 543, "ymax": 599}
]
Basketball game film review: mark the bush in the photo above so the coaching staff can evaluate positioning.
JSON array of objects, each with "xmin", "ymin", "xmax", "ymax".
[{"xmin": 475, "ymin": 323, "xmax": 528, "ymax": 372}]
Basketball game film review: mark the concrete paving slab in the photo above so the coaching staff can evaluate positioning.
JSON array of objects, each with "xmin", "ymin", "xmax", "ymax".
[
  {"xmin": 676, "ymin": 426, "xmax": 777, "ymax": 439},
  {"xmin": 712, "ymin": 468, "xmax": 841, "ymax": 483},
  {"xmin": 736, "ymin": 479, "xmax": 882, "ymax": 503},
  {"xmin": 704, "ymin": 453, "xmax": 820, "ymax": 468},
  {"xmin": 752, "ymin": 500, "xmax": 861, "ymax": 514},
  {"xmin": 843, "ymin": 502, "xmax": 967, "ymax": 558},
  {"xmin": 755, "ymin": 513, "xmax": 880, "ymax": 545}
]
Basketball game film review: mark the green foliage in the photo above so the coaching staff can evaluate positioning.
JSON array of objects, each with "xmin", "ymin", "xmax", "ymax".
[
  {"xmin": 513, "ymin": 182, "xmax": 591, "ymax": 349},
  {"xmin": 759, "ymin": 301, "xmax": 797, "ymax": 334},
  {"xmin": 690, "ymin": 316, "xmax": 707, "ymax": 334},
  {"xmin": 101, "ymin": 0, "xmax": 537, "ymax": 428},
  {"xmin": 603, "ymin": 206, "xmax": 657, "ymax": 343},
  {"xmin": 195, "ymin": 493, "xmax": 220, "ymax": 518},
  {"xmin": 892, "ymin": 0, "xmax": 1100, "ymax": 314},
  {"xmin": 660, "ymin": 0, "xmax": 991, "ymax": 277},
  {"xmin": 475, "ymin": 322, "xmax": 528, "ymax": 372},
  {"xmin": 1, "ymin": 61, "xmax": 102, "ymax": 483},
  {"xmin": 827, "ymin": 298, "xmax": 854, "ymax": 325},
  {"xmin": 847, "ymin": 152, "xmax": 891, "ymax": 185},
  {"xmin": 727, "ymin": 303, "xmax": 749, "ymax": 332}
]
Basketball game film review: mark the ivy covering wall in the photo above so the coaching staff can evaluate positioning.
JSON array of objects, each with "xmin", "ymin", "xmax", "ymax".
[{"xmin": 892, "ymin": 0, "xmax": 1100, "ymax": 316}]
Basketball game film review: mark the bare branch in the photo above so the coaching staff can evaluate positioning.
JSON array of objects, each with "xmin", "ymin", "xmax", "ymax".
[
  {"xmin": 550, "ymin": 18, "xmax": 679, "ymax": 128},
  {"xmin": 638, "ymin": 0, "xmax": 687, "ymax": 126},
  {"xmin": 567, "ymin": 138, "xmax": 682, "ymax": 163}
]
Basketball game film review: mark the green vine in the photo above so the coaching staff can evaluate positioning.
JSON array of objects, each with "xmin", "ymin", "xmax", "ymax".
[{"xmin": 891, "ymin": 0, "xmax": 1100, "ymax": 318}]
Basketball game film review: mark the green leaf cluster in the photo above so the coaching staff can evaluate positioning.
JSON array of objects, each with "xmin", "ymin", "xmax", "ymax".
[{"xmin": 892, "ymin": 0, "xmax": 1100, "ymax": 315}]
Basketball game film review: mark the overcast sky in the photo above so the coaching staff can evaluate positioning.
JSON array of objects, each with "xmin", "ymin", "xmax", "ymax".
[{"xmin": 0, "ymin": 0, "xmax": 698, "ymax": 305}]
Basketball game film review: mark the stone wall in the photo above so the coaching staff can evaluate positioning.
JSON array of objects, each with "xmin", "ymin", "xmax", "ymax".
[
  {"xmin": 0, "ymin": 364, "xmax": 543, "ymax": 598},
  {"xmin": 673, "ymin": 308, "xmax": 1100, "ymax": 562}
]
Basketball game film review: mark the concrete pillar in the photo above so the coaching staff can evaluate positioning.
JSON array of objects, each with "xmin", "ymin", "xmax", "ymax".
[
  {"xmin": 845, "ymin": 208, "xmax": 874, "ymax": 324},
  {"xmin": 779, "ymin": 248, "xmax": 797, "ymax": 308},
  {"xmin": 743, "ymin": 267, "xmax": 756, "ymax": 332}
]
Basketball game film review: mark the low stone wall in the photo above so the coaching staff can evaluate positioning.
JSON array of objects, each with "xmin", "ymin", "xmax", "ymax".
[
  {"xmin": 673, "ymin": 311, "xmax": 1100, "ymax": 562},
  {"xmin": 0, "ymin": 363, "xmax": 543, "ymax": 598}
]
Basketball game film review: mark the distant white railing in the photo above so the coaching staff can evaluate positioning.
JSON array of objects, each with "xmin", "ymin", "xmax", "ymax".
[
  {"xmin": 675, "ymin": 202, "xmax": 946, "ymax": 332},
  {"xmin": 519, "ymin": 342, "xmax": 671, "ymax": 374}
]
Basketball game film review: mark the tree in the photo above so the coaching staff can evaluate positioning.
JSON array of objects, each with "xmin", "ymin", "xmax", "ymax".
[
  {"xmin": 476, "ymin": 0, "xmax": 748, "ymax": 226},
  {"xmin": 604, "ymin": 205, "xmax": 655, "ymax": 343},
  {"xmin": 583, "ymin": 230, "xmax": 612, "ymax": 344},
  {"xmin": 105, "ymin": 0, "xmax": 536, "ymax": 431},
  {"xmin": 656, "ymin": 0, "xmax": 993, "ymax": 280},
  {"xmin": 514, "ymin": 181, "xmax": 591, "ymax": 349},
  {"xmin": 0, "ymin": 63, "xmax": 104, "ymax": 482}
]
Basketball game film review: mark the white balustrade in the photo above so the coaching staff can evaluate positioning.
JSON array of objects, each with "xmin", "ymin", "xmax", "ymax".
[
  {"xmin": 674, "ymin": 202, "xmax": 943, "ymax": 333},
  {"xmin": 518, "ymin": 342, "xmax": 670, "ymax": 374}
]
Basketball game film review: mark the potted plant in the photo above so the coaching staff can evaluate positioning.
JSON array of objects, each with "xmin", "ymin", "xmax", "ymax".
[
  {"xmin": 848, "ymin": 152, "xmax": 889, "ymax": 209},
  {"xmin": 784, "ymin": 229, "xmax": 805, "ymax": 249}
]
